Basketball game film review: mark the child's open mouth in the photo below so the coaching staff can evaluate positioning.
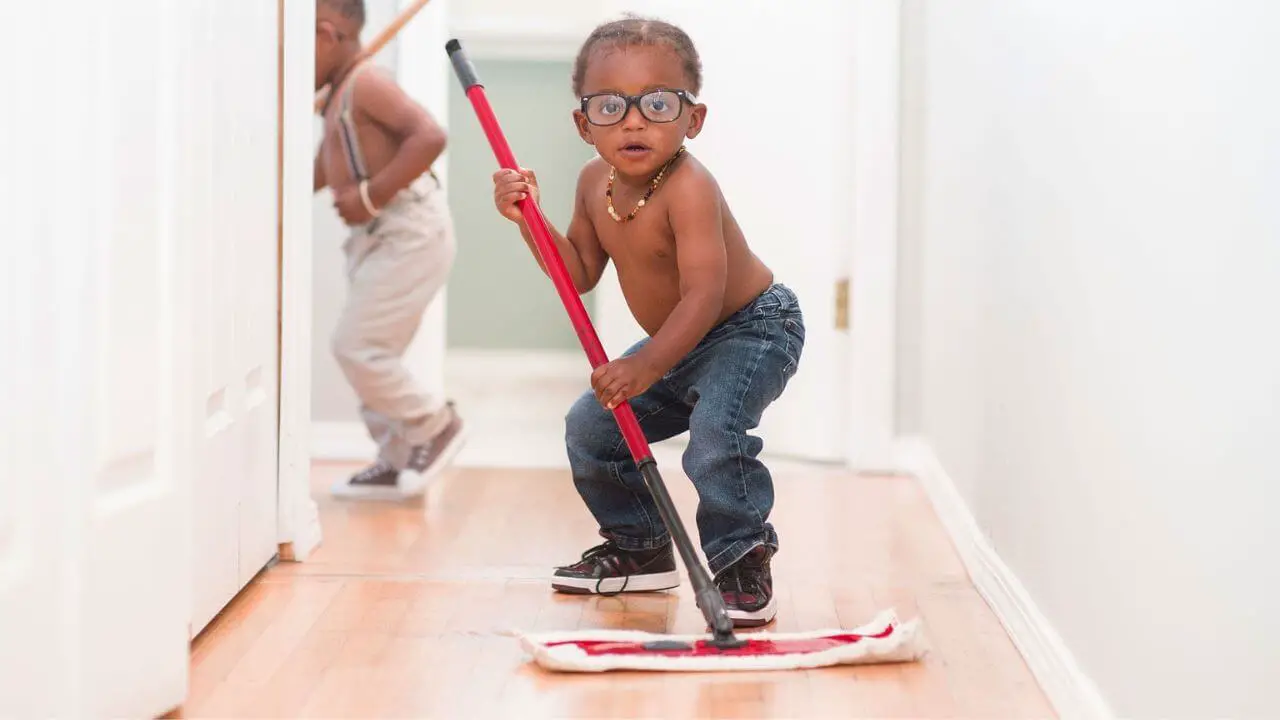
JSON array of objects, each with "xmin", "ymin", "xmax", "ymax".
[{"xmin": 619, "ymin": 143, "xmax": 651, "ymax": 156}]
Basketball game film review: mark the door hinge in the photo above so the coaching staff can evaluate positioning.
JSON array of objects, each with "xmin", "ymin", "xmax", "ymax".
[{"xmin": 835, "ymin": 277, "xmax": 850, "ymax": 330}]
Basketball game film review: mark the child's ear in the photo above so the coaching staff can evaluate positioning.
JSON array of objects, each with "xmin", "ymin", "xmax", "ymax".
[
  {"xmin": 572, "ymin": 110, "xmax": 596, "ymax": 146},
  {"xmin": 318, "ymin": 20, "xmax": 353, "ymax": 50},
  {"xmin": 316, "ymin": 20, "xmax": 338, "ymax": 47},
  {"xmin": 684, "ymin": 103, "xmax": 707, "ymax": 139}
]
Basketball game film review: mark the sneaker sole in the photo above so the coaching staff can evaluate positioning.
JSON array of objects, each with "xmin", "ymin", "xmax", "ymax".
[
  {"xmin": 724, "ymin": 594, "xmax": 778, "ymax": 628},
  {"xmin": 329, "ymin": 476, "xmax": 415, "ymax": 501},
  {"xmin": 551, "ymin": 570, "xmax": 681, "ymax": 595}
]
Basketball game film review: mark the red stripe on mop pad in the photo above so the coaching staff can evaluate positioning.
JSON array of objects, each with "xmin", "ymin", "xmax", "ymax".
[{"xmin": 516, "ymin": 609, "xmax": 927, "ymax": 672}]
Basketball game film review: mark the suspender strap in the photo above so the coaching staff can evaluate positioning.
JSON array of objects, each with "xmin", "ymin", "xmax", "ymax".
[
  {"xmin": 335, "ymin": 61, "xmax": 441, "ymax": 193},
  {"xmin": 338, "ymin": 62, "xmax": 371, "ymax": 182}
]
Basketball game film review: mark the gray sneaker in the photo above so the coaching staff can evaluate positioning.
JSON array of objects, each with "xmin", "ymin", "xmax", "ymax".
[{"xmin": 399, "ymin": 404, "xmax": 466, "ymax": 494}]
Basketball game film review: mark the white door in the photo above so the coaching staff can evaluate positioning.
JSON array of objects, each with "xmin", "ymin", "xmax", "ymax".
[
  {"xmin": 188, "ymin": 0, "xmax": 283, "ymax": 634},
  {"xmin": 1, "ymin": 1, "xmax": 191, "ymax": 716},
  {"xmin": 595, "ymin": 0, "xmax": 861, "ymax": 463}
]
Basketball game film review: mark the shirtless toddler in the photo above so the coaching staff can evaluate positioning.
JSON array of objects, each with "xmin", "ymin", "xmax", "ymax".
[
  {"xmin": 315, "ymin": 0, "xmax": 464, "ymax": 498},
  {"xmin": 491, "ymin": 15, "xmax": 805, "ymax": 627}
]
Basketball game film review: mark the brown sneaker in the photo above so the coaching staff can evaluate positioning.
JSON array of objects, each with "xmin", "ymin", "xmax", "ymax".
[
  {"xmin": 398, "ymin": 403, "xmax": 466, "ymax": 494},
  {"xmin": 715, "ymin": 545, "xmax": 777, "ymax": 628}
]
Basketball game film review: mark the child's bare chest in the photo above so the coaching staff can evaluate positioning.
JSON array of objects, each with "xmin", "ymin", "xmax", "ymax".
[{"xmin": 589, "ymin": 200, "xmax": 677, "ymax": 270}]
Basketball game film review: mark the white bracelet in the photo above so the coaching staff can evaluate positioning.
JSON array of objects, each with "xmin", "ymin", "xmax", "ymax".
[{"xmin": 359, "ymin": 179, "xmax": 381, "ymax": 217}]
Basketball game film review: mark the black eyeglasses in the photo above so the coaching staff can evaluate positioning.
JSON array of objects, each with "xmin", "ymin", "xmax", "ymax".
[{"xmin": 579, "ymin": 89, "xmax": 695, "ymax": 126}]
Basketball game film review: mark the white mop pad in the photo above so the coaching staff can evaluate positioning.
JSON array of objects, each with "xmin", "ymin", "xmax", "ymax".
[{"xmin": 516, "ymin": 608, "xmax": 927, "ymax": 673}]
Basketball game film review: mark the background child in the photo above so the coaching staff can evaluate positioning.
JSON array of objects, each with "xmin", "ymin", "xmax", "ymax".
[
  {"xmin": 315, "ymin": 0, "xmax": 464, "ymax": 498},
  {"xmin": 491, "ymin": 15, "xmax": 805, "ymax": 627}
]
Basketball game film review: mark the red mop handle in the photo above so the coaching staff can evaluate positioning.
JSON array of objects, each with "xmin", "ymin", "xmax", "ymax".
[{"xmin": 446, "ymin": 39, "xmax": 652, "ymax": 463}]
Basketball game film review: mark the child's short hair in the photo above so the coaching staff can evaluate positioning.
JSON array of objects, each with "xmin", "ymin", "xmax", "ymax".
[
  {"xmin": 319, "ymin": 0, "xmax": 365, "ymax": 29},
  {"xmin": 571, "ymin": 15, "xmax": 703, "ymax": 98}
]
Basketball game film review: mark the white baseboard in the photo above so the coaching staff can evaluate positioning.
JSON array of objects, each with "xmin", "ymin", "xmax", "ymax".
[
  {"xmin": 894, "ymin": 436, "xmax": 1112, "ymax": 720},
  {"xmin": 281, "ymin": 500, "xmax": 323, "ymax": 562}
]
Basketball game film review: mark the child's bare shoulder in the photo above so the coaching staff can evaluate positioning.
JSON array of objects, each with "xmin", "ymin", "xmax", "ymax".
[
  {"xmin": 663, "ymin": 153, "xmax": 723, "ymax": 214},
  {"xmin": 575, "ymin": 155, "xmax": 612, "ymax": 186},
  {"xmin": 348, "ymin": 64, "xmax": 410, "ymax": 113},
  {"xmin": 571, "ymin": 155, "xmax": 612, "ymax": 205}
]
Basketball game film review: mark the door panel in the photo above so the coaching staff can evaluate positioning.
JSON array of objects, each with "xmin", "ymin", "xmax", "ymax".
[
  {"xmin": 0, "ymin": 0, "xmax": 194, "ymax": 716},
  {"xmin": 3, "ymin": 0, "xmax": 282, "ymax": 713},
  {"xmin": 230, "ymin": 0, "xmax": 283, "ymax": 591},
  {"xmin": 84, "ymin": 2, "xmax": 192, "ymax": 714},
  {"xmin": 190, "ymin": 0, "xmax": 283, "ymax": 633},
  {"xmin": 0, "ymin": 7, "xmax": 69, "ymax": 712}
]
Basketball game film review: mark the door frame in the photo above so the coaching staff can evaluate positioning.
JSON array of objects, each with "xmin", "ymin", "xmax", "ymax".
[
  {"xmin": 276, "ymin": 0, "xmax": 322, "ymax": 562},
  {"xmin": 845, "ymin": 0, "xmax": 903, "ymax": 472}
]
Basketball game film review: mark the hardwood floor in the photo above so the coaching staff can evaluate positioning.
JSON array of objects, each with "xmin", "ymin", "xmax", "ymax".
[{"xmin": 185, "ymin": 459, "xmax": 1055, "ymax": 718}]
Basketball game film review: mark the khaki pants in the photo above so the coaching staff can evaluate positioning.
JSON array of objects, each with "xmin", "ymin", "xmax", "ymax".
[{"xmin": 332, "ymin": 174, "xmax": 456, "ymax": 470}]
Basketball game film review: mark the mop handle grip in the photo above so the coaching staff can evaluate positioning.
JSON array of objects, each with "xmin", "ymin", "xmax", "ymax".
[{"xmin": 445, "ymin": 39, "xmax": 653, "ymax": 463}]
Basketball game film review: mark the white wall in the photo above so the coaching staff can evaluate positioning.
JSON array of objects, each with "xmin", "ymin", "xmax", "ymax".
[
  {"xmin": 899, "ymin": 1, "xmax": 1280, "ymax": 717},
  {"xmin": 450, "ymin": 0, "xmax": 617, "ymax": 54}
]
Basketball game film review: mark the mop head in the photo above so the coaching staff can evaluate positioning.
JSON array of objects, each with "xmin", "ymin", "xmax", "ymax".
[{"xmin": 515, "ymin": 608, "xmax": 926, "ymax": 673}]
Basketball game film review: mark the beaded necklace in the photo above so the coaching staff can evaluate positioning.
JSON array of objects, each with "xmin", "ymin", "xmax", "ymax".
[{"xmin": 605, "ymin": 146, "xmax": 687, "ymax": 223}]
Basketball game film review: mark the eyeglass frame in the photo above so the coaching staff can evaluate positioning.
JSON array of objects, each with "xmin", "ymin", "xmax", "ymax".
[{"xmin": 577, "ymin": 89, "xmax": 698, "ymax": 126}]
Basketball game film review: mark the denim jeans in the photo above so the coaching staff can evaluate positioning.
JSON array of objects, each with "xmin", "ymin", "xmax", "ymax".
[{"xmin": 564, "ymin": 283, "xmax": 806, "ymax": 575}]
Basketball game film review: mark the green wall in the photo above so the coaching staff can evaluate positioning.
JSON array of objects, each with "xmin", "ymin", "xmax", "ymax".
[{"xmin": 445, "ymin": 59, "xmax": 598, "ymax": 351}]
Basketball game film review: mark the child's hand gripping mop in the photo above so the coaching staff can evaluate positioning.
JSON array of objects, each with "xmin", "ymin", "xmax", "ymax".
[{"xmin": 446, "ymin": 39, "xmax": 927, "ymax": 673}]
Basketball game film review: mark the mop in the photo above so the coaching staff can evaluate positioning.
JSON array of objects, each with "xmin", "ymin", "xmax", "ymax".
[{"xmin": 445, "ymin": 39, "xmax": 927, "ymax": 673}]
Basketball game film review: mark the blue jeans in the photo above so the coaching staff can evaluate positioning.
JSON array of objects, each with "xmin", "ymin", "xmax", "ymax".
[{"xmin": 564, "ymin": 283, "xmax": 805, "ymax": 575}]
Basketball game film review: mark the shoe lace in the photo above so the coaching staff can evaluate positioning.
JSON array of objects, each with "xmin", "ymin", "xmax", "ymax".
[
  {"xmin": 351, "ymin": 460, "xmax": 394, "ymax": 483},
  {"xmin": 717, "ymin": 563, "xmax": 765, "ymax": 599},
  {"xmin": 578, "ymin": 541, "xmax": 632, "ymax": 597}
]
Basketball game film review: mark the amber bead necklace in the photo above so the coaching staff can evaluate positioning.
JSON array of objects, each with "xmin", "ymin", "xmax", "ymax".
[{"xmin": 605, "ymin": 145, "xmax": 687, "ymax": 223}]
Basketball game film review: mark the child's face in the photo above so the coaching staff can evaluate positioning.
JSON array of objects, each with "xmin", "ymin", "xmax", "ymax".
[
  {"xmin": 574, "ymin": 44, "xmax": 706, "ymax": 179},
  {"xmin": 314, "ymin": 18, "xmax": 354, "ymax": 89}
]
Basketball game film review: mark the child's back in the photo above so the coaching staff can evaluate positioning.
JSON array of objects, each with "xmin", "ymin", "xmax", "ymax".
[{"xmin": 490, "ymin": 15, "xmax": 806, "ymax": 629}]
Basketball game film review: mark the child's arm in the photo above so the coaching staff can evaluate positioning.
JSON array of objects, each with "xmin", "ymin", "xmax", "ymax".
[
  {"xmin": 493, "ymin": 162, "xmax": 608, "ymax": 294},
  {"xmin": 633, "ymin": 171, "xmax": 727, "ymax": 372},
  {"xmin": 591, "ymin": 170, "xmax": 726, "ymax": 409},
  {"xmin": 354, "ymin": 69, "xmax": 447, "ymax": 208}
]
